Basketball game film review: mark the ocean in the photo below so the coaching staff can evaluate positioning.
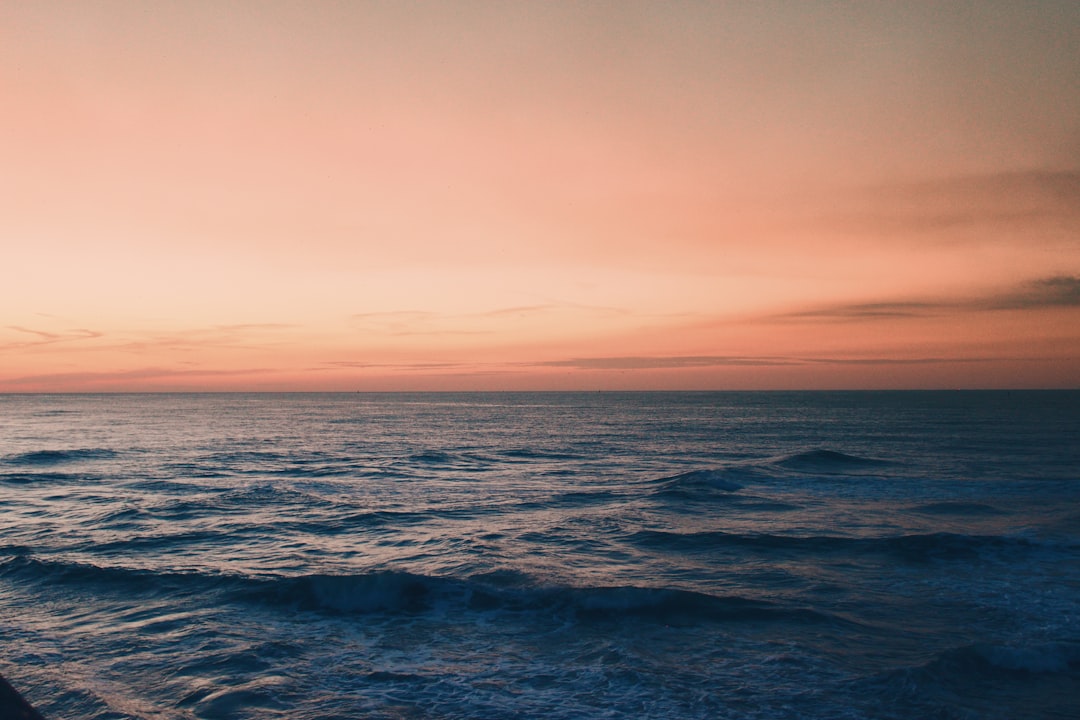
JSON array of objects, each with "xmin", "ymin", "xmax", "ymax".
[{"xmin": 1, "ymin": 391, "xmax": 1077, "ymax": 719}]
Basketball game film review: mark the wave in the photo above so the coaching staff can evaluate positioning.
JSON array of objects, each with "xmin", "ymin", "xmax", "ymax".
[
  {"xmin": 848, "ymin": 641, "xmax": 1080, "ymax": 720},
  {"xmin": 3, "ymin": 448, "xmax": 118, "ymax": 466},
  {"xmin": 405, "ymin": 450, "xmax": 465, "ymax": 465},
  {"xmin": 772, "ymin": 449, "xmax": 888, "ymax": 473},
  {"xmin": 250, "ymin": 573, "xmax": 849, "ymax": 627},
  {"xmin": 513, "ymin": 490, "xmax": 627, "ymax": 511},
  {"xmin": 630, "ymin": 529, "xmax": 1038, "ymax": 561},
  {"xmin": 907, "ymin": 501, "xmax": 1009, "ymax": 516},
  {"xmin": 647, "ymin": 452, "xmax": 888, "ymax": 497},
  {"xmin": 169, "ymin": 449, "xmax": 492, "ymax": 479},
  {"xmin": 495, "ymin": 448, "xmax": 585, "ymax": 462},
  {"xmin": 648, "ymin": 468, "xmax": 762, "ymax": 503},
  {"xmin": 861, "ymin": 641, "xmax": 1080, "ymax": 716},
  {"xmin": 0, "ymin": 555, "xmax": 846, "ymax": 627},
  {"xmin": 276, "ymin": 509, "xmax": 437, "ymax": 535},
  {"xmin": 652, "ymin": 468, "xmax": 744, "ymax": 493},
  {"xmin": 0, "ymin": 555, "xmax": 219, "ymax": 599},
  {"xmin": 0, "ymin": 471, "xmax": 93, "ymax": 485},
  {"xmin": 169, "ymin": 452, "xmax": 371, "ymax": 479},
  {"xmin": 270, "ymin": 462, "xmax": 372, "ymax": 478},
  {"xmin": 970, "ymin": 642, "xmax": 1080, "ymax": 674}
]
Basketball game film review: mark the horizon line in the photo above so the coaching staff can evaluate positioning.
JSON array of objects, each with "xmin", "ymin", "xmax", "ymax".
[{"xmin": 2, "ymin": 388, "xmax": 1077, "ymax": 396}]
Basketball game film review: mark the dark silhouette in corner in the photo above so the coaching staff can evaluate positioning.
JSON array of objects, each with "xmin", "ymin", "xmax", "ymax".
[{"xmin": 0, "ymin": 674, "xmax": 45, "ymax": 720}]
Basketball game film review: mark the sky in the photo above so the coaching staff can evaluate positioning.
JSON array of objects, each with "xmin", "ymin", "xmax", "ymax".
[{"xmin": 2, "ymin": 1, "xmax": 1078, "ymax": 391}]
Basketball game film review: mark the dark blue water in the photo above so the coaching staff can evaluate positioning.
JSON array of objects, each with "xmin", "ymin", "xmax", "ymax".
[{"xmin": 1, "ymin": 391, "xmax": 1078, "ymax": 719}]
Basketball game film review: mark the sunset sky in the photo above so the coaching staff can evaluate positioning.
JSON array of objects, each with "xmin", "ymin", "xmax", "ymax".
[{"xmin": 2, "ymin": 1, "xmax": 1078, "ymax": 391}]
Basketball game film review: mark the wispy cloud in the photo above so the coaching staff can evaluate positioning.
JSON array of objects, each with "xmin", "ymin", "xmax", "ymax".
[
  {"xmin": 979, "ymin": 275, "xmax": 1080, "ymax": 310},
  {"xmin": 778, "ymin": 302, "xmax": 941, "ymax": 321},
  {"xmin": 822, "ymin": 170, "xmax": 1080, "ymax": 241},
  {"xmin": 3, "ymin": 323, "xmax": 301, "ymax": 356},
  {"xmin": 477, "ymin": 305, "xmax": 559, "ymax": 317},
  {"xmin": 322, "ymin": 355, "xmax": 999, "ymax": 374},
  {"xmin": 774, "ymin": 275, "xmax": 1080, "ymax": 323},
  {"xmin": 320, "ymin": 360, "xmax": 469, "ymax": 372},
  {"xmin": 2, "ymin": 326, "xmax": 103, "ymax": 350},
  {"xmin": 529, "ymin": 355, "xmax": 991, "ymax": 370},
  {"xmin": 349, "ymin": 311, "xmax": 493, "ymax": 337},
  {"xmin": 115, "ymin": 324, "xmax": 299, "ymax": 354},
  {"xmin": 534, "ymin": 356, "xmax": 801, "ymax": 369}
]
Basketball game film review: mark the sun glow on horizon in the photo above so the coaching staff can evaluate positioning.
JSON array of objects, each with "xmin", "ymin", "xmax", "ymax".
[{"xmin": 2, "ymin": 2, "xmax": 1078, "ymax": 392}]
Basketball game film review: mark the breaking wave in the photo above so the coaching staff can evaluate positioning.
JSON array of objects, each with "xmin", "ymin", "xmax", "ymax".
[{"xmin": 0, "ymin": 555, "xmax": 847, "ymax": 627}]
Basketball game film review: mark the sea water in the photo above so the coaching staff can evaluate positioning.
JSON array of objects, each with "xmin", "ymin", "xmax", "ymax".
[{"xmin": 0, "ymin": 391, "xmax": 1077, "ymax": 719}]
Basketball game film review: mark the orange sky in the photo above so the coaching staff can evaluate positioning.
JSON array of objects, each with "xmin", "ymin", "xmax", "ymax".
[{"xmin": 2, "ymin": 1, "xmax": 1078, "ymax": 391}]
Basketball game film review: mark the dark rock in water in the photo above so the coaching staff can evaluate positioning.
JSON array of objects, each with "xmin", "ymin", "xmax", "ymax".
[{"xmin": 0, "ymin": 674, "xmax": 45, "ymax": 720}]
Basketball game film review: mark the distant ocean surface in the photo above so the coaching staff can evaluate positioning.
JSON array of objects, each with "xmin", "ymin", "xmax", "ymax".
[{"xmin": 1, "ymin": 391, "xmax": 1078, "ymax": 719}]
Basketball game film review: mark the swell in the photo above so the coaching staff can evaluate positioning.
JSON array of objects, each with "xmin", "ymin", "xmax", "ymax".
[
  {"xmin": 650, "ymin": 468, "xmax": 746, "ymax": 495},
  {"xmin": 0, "ymin": 555, "xmax": 847, "ymax": 627},
  {"xmin": 494, "ymin": 448, "xmax": 586, "ymax": 462},
  {"xmin": 3, "ymin": 449, "xmax": 118, "ymax": 466},
  {"xmin": 232, "ymin": 572, "xmax": 854, "ymax": 627},
  {"xmin": 772, "ymin": 449, "xmax": 890, "ymax": 473},
  {"xmin": 274, "ymin": 509, "xmax": 439, "ymax": 534},
  {"xmin": 512, "ymin": 490, "xmax": 629, "ymax": 511},
  {"xmin": 0, "ymin": 554, "xmax": 234, "ymax": 599},
  {"xmin": 166, "ymin": 456, "xmax": 372, "ymax": 479},
  {"xmin": 907, "ymin": 501, "xmax": 1009, "ymax": 516},
  {"xmin": 630, "ymin": 529, "xmax": 1041, "ymax": 561},
  {"xmin": 0, "ymin": 471, "xmax": 98, "ymax": 485},
  {"xmin": 644, "ymin": 452, "xmax": 888, "ymax": 500},
  {"xmin": 167, "ymin": 449, "xmax": 499, "ymax": 478}
]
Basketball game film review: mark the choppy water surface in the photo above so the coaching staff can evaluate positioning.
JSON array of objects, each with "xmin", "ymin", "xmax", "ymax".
[{"xmin": 1, "ymin": 391, "xmax": 1078, "ymax": 719}]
